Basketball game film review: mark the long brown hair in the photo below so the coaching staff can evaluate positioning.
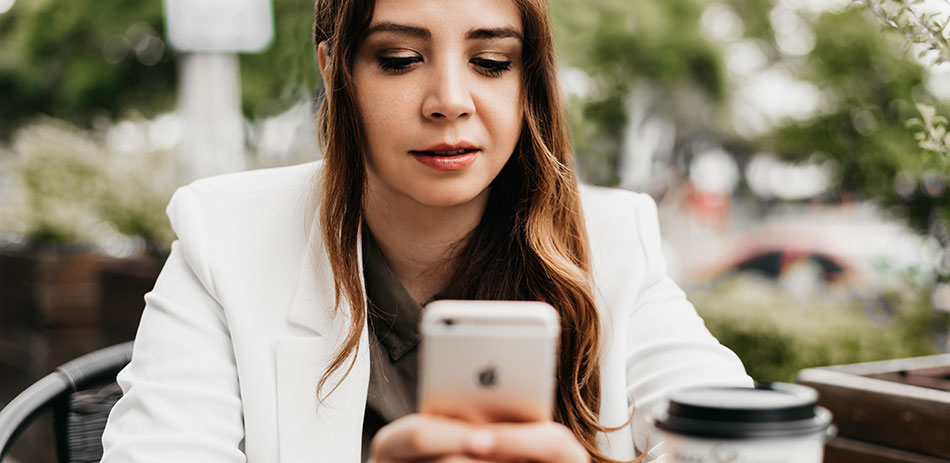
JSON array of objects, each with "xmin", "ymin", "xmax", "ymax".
[{"xmin": 313, "ymin": 1, "xmax": 632, "ymax": 461}]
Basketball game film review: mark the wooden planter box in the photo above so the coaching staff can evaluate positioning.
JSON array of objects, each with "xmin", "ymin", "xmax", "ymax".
[
  {"xmin": 797, "ymin": 355, "xmax": 950, "ymax": 463},
  {"xmin": 0, "ymin": 247, "xmax": 115, "ymax": 463},
  {"xmin": 99, "ymin": 255, "xmax": 164, "ymax": 345},
  {"xmin": 0, "ymin": 248, "xmax": 162, "ymax": 463},
  {"xmin": 0, "ymin": 248, "xmax": 113, "ymax": 377}
]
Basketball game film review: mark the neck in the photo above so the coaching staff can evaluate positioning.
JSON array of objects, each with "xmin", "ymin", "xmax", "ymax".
[{"xmin": 363, "ymin": 183, "xmax": 488, "ymax": 304}]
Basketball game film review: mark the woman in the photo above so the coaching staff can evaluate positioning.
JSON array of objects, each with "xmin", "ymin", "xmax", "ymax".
[{"xmin": 101, "ymin": 0, "xmax": 752, "ymax": 461}]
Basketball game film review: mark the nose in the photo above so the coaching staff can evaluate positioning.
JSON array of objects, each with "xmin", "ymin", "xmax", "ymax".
[{"xmin": 422, "ymin": 61, "xmax": 475, "ymax": 121}]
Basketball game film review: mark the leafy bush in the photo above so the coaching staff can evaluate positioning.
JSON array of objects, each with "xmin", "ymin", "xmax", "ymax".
[
  {"xmin": 98, "ymin": 146, "xmax": 178, "ymax": 250},
  {"xmin": 0, "ymin": 117, "xmax": 177, "ymax": 251},
  {"xmin": 689, "ymin": 274, "xmax": 945, "ymax": 382},
  {"xmin": 0, "ymin": 118, "xmax": 111, "ymax": 246}
]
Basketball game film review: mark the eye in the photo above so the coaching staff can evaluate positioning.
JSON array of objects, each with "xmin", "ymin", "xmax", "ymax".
[
  {"xmin": 471, "ymin": 57, "xmax": 512, "ymax": 77},
  {"xmin": 377, "ymin": 55, "xmax": 422, "ymax": 73}
]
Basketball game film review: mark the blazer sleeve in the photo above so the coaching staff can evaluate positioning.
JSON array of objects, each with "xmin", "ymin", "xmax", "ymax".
[
  {"xmin": 624, "ymin": 194, "xmax": 753, "ymax": 460},
  {"xmin": 100, "ymin": 186, "xmax": 247, "ymax": 462}
]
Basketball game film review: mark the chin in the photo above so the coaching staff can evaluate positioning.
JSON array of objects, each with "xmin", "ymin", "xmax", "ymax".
[{"xmin": 411, "ymin": 185, "xmax": 489, "ymax": 209}]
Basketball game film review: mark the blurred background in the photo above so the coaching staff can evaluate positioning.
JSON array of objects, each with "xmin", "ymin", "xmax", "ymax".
[{"xmin": 0, "ymin": 0, "xmax": 948, "ymax": 460}]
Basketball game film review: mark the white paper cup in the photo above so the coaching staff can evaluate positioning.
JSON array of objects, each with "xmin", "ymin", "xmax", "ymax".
[{"xmin": 654, "ymin": 383, "xmax": 833, "ymax": 463}]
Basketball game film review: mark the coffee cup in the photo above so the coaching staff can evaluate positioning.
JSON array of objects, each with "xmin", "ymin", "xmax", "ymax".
[{"xmin": 654, "ymin": 383, "xmax": 833, "ymax": 463}]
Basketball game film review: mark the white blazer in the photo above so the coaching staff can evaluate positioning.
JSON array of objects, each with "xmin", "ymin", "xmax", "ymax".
[{"xmin": 101, "ymin": 161, "xmax": 752, "ymax": 462}]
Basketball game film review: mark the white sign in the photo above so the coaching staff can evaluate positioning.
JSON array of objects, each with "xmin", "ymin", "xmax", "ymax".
[{"xmin": 165, "ymin": 0, "xmax": 274, "ymax": 53}]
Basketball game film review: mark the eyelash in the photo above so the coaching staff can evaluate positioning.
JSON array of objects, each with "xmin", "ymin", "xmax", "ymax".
[
  {"xmin": 471, "ymin": 57, "xmax": 511, "ymax": 77},
  {"xmin": 376, "ymin": 56, "xmax": 512, "ymax": 77},
  {"xmin": 376, "ymin": 56, "xmax": 421, "ymax": 72}
]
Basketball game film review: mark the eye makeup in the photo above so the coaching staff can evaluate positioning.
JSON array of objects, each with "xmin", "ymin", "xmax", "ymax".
[
  {"xmin": 375, "ymin": 54, "xmax": 514, "ymax": 77},
  {"xmin": 377, "ymin": 55, "xmax": 423, "ymax": 72},
  {"xmin": 470, "ymin": 57, "xmax": 512, "ymax": 77}
]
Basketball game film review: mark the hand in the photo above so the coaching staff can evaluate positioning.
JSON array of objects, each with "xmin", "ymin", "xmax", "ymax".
[
  {"xmin": 368, "ymin": 414, "xmax": 590, "ymax": 463},
  {"xmin": 464, "ymin": 421, "xmax": 591, "ymax": 463},
  {"xmin": 368, "ymin": 414, "xmax": 480, "ymax": 463}
]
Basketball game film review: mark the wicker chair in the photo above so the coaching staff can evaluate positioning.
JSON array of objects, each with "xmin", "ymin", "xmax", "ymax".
[{"xmin": 0, "ymin": 342, "xmax": 133, "ymax": 463}]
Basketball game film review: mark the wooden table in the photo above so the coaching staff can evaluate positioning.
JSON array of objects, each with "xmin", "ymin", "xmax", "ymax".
[{"xmin": 797, "ymin": 355, "xmax": 950, "ymax": 463}]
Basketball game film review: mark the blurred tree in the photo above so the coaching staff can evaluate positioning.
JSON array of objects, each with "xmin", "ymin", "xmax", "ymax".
[
  {"xmin": 0, "ymin": 0, "xmax": 945, "ymax": 239},
  {"xmin": 551, "ymin": 0, "xmax": 949, "ymax": 277},
  {"xmin": 0, "ymin": 0, "xmax": 320, "ymax": 136},
  {"xmin": 239, "ymin": 0, "xmax": 321, "ymax": 119},
  {"xmin": 0, "ymin": 117, "xmax": 177, "ymax": 250},
  {"xmin": 0, "ymin": 0, "xmax": 175, "ymax": 137},
  {"xmin": 862, "ymin": 0, "xmax": 950, "ymax": 64},
  {"xmin": 758, "ymin": 7, "xmax": 949, "ymax": 241},
  {"xmin": 861, "ymin": 0, "xmax": 950, "ymax": 159},
  {"xmin": 551, "ymin": 0, "xmax": 729, "ymax": 185}
]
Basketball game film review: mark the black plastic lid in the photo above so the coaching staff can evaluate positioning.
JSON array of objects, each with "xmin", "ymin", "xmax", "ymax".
[{"xmin": 654, "ymin": 383, "xmax": 832, "ymax": 439}]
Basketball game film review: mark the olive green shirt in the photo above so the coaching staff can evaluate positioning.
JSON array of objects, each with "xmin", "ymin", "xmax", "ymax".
[{"xmin": 359, "ymin": 228, "xmax": 426, "ymax": 462}]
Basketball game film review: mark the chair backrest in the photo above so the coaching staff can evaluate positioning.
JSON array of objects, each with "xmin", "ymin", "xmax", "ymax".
[{"xmin": 0, "ymin": 341, "xmax": 133, "ymax": 463}]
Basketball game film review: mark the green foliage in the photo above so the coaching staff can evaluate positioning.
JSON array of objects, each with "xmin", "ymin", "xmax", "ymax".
[
  {"xmin": 551, "ymin": 0, "xmax": 727, "ymax": 185},
  {"xmin": 762, "ymin": 6, "xmax": 949, "ymax": 234},
  {"xmin": 0, "ymin": 0, "xmax": 946, "ymax": 241},
  {"xmin": 97, "ymin": 147, "xmax": 178, "ymax": 248},
  {"xmin": 690, "ymin": 275, "xmax": 944, "ymax": 382},
  {"xmin": 908, "ymin": 102, "xmax": 950, "ymax": 158},
  {"xmin": 0, "ymin": 117, "xmax": 177, "ymax": 250},
  {"xmin": 862, "ymin": 0, "xmax": 950, "ymax": 64},
  {"xmin": 0, "ymin": 118, "xmax": 109, "ymax": 245},
  {"xmin": 0, "ymin": 0, "xmax": 176, "ymax": 135},
  {"xmin": 722, "ymin": 0, "xmax": 776, "ymax": 47},
  {"xmin": 862, "ymin": 0, "xmax": 950, "ymax": 161},
  {"xmin": 239, "ymin": 0, "xmax": 322, "ymax": 119},
  {"xmin": 0, "ymin": 0, "xmax": 321, "ymax": 132}
]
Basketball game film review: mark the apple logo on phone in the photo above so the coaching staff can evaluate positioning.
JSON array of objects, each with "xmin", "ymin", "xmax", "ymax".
[{"xmin": 477, "ymin": 366, "xmax": 497, "ymax": 388}]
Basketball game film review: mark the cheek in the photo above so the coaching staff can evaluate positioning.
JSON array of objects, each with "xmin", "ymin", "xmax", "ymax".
[
  {"xmin": 358, "ymin": 90, "xmax": 394, "ymax": 131},
  {"xmin": 356, "ymin": 84, "xmax": 412, "ymax": 152},
  {"xmin": 486, "ymin": 87, "xmax": 524, "ymax": 142},
  {"xmin": 354, "ymin": 65, "xmax": 404, "ymax": 110},
  {"xmin": 473, "ymin": 86, "xmax": 522, "ymax": 122},
  {"xmin": 500, "ymin": 84, "xmax": 524, "ymax": 126}
]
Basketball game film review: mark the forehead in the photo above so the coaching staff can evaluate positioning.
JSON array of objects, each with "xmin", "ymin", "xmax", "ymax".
[{"xmin": 367, "ymin": 0, "xmax": 523, "ymax": 35}]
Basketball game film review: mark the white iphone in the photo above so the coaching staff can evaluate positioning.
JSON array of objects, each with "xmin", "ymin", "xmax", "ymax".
[{"xmin": 418, "ymin": 300, "xmax": 560, "ymax": 423}]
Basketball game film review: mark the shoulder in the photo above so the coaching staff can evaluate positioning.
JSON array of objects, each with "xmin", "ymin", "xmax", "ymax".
[
  {"xmin": 187, "ymin": 161, "xmax": 319, "ymax": 194},
  {"xmin": 170, "ymin": 162, "xmax": 321, "ymax": 217},
  {"xmin": 579, "ymin": 185, "xmax": 665, "ymax": 290},
  {"xmin": 164, "ymin": 162, "xmax": 323, "ymax": 286},
  {"xmin": 578, "ymin": 184, "xmax": 659, "ymax": 245},
  {"xmin": 167, "ymin": 161, "xmax": 322, "ymax": 233}
]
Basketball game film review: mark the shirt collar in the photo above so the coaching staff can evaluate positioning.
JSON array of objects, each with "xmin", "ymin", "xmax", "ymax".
[{"xmin": 361, "ymin": 227, "xmax": 425, "ymax": 361}]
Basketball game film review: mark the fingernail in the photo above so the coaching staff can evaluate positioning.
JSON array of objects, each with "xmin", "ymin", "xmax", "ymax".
[{"xmin": 467, "ymin": 429, "xmax": 495, "ymax": 454}]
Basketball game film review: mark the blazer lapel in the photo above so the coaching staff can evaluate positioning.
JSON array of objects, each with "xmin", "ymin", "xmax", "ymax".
[{"xmin": 276, "ymin": 222, "xmax": 370, "ymax": 462}]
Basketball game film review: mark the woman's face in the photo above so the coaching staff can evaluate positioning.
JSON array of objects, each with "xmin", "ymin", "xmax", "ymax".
[{"xmin": 351, "ymin": 0, "xmax": 524, "ymax": 209}]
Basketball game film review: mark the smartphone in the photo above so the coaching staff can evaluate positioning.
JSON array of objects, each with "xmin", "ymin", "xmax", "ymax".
[{"xmin": 418, "ymin": 300, "xmax": 560, "ymax": 424}]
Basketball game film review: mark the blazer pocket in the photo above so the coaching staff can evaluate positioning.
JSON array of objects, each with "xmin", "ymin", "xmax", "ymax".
[{"xmin": 275, "ymin": 335, "xmax": 369, "ymax": 462}]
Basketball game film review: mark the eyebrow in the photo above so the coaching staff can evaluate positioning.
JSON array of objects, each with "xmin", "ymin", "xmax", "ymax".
[
  {"xmin": 466, "ymin": 27, "xmax": 522, "ymax": 41},
  {"xmin": 365, "ymin": 22, "xmax": 430, "ymax": 39},
  {"xmin": 364, "ymin": 22, "xmax": 522, "ymax": 42}
]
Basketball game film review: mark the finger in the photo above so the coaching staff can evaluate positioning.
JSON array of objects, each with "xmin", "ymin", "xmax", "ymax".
[
  {"xmin": 465, "ymin": 422, "xmax": 590, "ymax": 463},
  {"xmin": 370, "ymin": 414, "xmax": 477, "ymax": 461}
]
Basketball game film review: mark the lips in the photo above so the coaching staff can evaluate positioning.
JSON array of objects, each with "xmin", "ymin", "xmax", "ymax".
[
  {"xmin": 410, "ymin": 142, "xmax": 480, "ymax": 156},
  {"xmin": 409, "ymin": 142, "xmax": 480, "ymax": 171},
  {"xmin": 412, "ymin": 148, "xmax": 478, "ymax": 156}
]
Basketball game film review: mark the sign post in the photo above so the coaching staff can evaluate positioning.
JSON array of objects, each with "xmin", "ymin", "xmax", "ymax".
[{"xmin": 165, "ymin": 0, "xmax": 274, "ymax": 180}]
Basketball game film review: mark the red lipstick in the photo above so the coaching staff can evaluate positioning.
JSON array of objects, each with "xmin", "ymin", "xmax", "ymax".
[{"xmin": 410, "ymin": 142, "xmax": 480, "ymax": 171}]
